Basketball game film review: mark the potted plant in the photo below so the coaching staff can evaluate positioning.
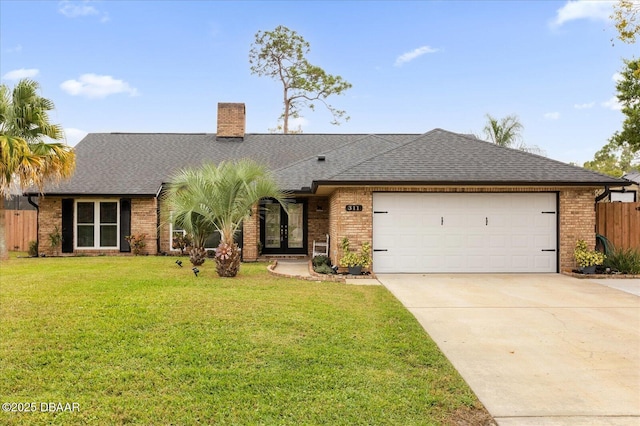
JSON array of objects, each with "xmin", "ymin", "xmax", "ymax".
[
  {"xmin": 574, "ymin": 239, "xmax": 605, "ymax": 274},
  {"xmin": 339, "ymin": 237, "xmax": 371, "ymax": 275}
]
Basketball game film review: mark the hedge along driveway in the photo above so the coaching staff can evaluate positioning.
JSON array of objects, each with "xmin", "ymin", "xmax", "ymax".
[{"xmin": 0, "ymin": 256, "xmax": 493, "ymax": 425}]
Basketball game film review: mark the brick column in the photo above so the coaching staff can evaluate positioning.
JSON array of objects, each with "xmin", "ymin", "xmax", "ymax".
[
  {"xmin": 559, "ymin": 189, "xmax": 597, "ymax": 271},
  {"xmin": 328, "ymin": 188, "xmax": 373, "ymax": 268},
  {"xmin": 242, "ymin": 204, "xmax": 259, "ymax": 261}
]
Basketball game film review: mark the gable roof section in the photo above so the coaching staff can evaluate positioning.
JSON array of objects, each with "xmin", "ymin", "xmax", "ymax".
[
  {"xmin": 36, "ymin": 129, "xmax": 626, "ymax": 196},
  {"xmin": 309, "ymin": 129, "xmax": 625, "ymax": 188}
]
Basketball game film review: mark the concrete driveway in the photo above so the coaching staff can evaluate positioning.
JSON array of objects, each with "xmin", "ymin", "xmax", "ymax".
[{"xmin": 378, "ymin": 274, "xmax": 640, "ymax": 425}]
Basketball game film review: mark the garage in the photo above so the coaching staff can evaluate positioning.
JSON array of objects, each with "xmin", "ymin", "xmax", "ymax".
[{"xmin": 373, "ymin": 193, "xmax": 558, "ymax": 273}]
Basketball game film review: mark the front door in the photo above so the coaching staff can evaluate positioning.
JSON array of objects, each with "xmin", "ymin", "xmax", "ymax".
[{"xmin": 261, "ymin": 200, "xmax": 306, "ymax": 255}]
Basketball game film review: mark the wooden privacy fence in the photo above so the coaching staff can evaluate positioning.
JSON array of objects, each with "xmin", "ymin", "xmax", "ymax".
[
  {"xmin": 596, "ymin": 202, "xmax": 640, "ymax": 251},
  {"xmin": 5, "ymin": 210, "xmax": 37, "ymax": 252}
]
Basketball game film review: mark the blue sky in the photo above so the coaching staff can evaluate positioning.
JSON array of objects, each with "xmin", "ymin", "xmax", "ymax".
[{"xmin": 0, "ymin": 0, "xmax": 636, "ymax": 165}]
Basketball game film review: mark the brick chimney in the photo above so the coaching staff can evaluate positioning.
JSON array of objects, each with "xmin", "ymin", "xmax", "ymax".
[{"xmin": 216, "ymin": 103, "xmax": 245, "ymax": 140}]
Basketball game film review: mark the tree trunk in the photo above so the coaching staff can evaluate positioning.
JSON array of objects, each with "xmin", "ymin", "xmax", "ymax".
[
  {"xmin": 188, "ymin": 246, "xmax": 207, "ymax": 266},
  {"xmin": 283, "ymin": 89, "xmax": 289, "ymax": 134},
  {"xmin": 215, "ymin": 242, "xmax": 241, "ymax": 277},
  {"xmin": 0, "ymin": 197, "xmax": 7, "ymax": 261}
]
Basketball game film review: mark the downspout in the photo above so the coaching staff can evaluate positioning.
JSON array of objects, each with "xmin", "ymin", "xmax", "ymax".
[
  {"xmin": 156, "ymin": 201, "xmax": 161, "ymax": 254},
  {"xmin": 27, "ymin": 195, "xmax": 39, "ymax": 250},
  {"xmin": 156, "ymin": 185, "xmax": 163, "ymax": 254},
  {"xmin": 595, "ymin": 186, "xmax": 610, "ymax": 203}
]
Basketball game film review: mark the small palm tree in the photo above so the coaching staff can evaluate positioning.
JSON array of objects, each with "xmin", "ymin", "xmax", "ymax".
[
  {"xmin": 164, "ymin": 159, "xmax": 287, "ymax": 277},
  {"xmin": 0, "ymin": 79, "xmax": 76, "ymax": 260}
]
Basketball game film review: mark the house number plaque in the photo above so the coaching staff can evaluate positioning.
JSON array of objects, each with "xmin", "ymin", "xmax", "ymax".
[{"xmin": 345, "ymin": 204, "xmax": 363, "ymax": 212}]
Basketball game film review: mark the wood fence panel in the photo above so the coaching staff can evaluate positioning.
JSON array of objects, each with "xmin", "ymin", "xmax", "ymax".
[
  {"xmin": 596, "ymin": 202, "xmax": 640, "ymax": 251},
  {"xmin": 5, "ymin": 210, "xmax": 37, "ymax": 252}
]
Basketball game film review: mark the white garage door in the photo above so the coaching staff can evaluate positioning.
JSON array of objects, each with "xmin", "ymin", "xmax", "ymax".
[{"xmin": 373, "ymin": 193, "xmax": 557, "ymax": 273}]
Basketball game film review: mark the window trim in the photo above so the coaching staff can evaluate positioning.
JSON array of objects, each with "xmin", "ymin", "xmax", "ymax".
[{"xmin": 74, "ymin": 199, "xmax": 120, "ymax": 250}]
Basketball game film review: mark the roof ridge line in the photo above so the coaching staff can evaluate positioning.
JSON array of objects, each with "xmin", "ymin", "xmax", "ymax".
[
  {"xmin": 322, "ymin": 130, "xmax": 439, "ymax": 180},
  {"xmin": 271, "ymin": 133, "xmax": 395, "ymax": 173}
]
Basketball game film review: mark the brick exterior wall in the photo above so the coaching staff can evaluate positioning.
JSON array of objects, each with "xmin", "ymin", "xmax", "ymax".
[
  {"xmin": 130, "ymin": 198, "xmax": 158, "ymax": 255},
  {"xmin": 216, "ymin": 103, "xmax": 245, "ymax": 138},
  {"xmin": 38, "ymin": 197, "xmax": 63, "ymax": 256},
  {"xmin": 243, "ymin": 204, "xmax": 259, "ymax": 260}
]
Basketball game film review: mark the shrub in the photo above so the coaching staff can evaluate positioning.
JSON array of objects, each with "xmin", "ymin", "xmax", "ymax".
[
  {"xmin": 604, "ymin": 247, "xmax": 640, "ymax": 275},
  {"xmin": 48, "ymin": 226, "xmax": 62, "ymax": 255},
  {"xmin": 312, "ymin": 255, "xmax": 330, "ymax": 268},
  {"xmin": 172, "ymin": 234, "xmax": 191, "ymax": 255},
  {"xmin": 125, "ymin": 233, "xmax": 147, "ymax": 256},
  {"xmin": 28, "ymin": 240, "xmax": 38, "ymax": 257},
  {"xmin": 314, "ymin": 264, "xmax": 335, "ymax": 275}
]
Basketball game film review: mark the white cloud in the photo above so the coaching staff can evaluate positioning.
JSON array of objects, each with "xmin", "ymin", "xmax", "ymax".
[
  {"xmin": 63, "ymin": 128, "xmax": 88, "ymax": 146},
  {"xmin": 394, "ymin": 46, "xmax": 439, "ymax": 67},
  {"xmin": 574, "ymin": 102, "xmax": 595, "ymax": 109},
  {"xmin": 60, "ymin": 74, "xmax": 139, "ymax": 99},
  {"xmin": 2, "ymin": 68, "xmax": 40, "ymax": 80},
  {"xmin": 544, "ymin": 112, "xmax": 561, "ymax": 120},
  {"xmin": 58, "ymin": 1, "xmax": 109, "ymax": 22},
  {"xmin": 602, "ymin": 96, "xmax": 622, "ymax": 110},
  {"xmin": 612, "ymin": 72, "xmax": 623, "ymax": 83},
  {"xmin": 550, "ymin": 0, "xmax": 613, "ymax": 28}
]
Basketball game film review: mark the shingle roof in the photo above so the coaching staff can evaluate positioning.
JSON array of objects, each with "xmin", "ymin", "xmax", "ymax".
[
  {"xmin": 38, "ymin": 129, "xmax": 625, "ymax": 195},
  {"xmin": 622, "ymin": 170, "xmax": 640, "ymax": 184},
  {"xmin": 313, "ymin": 129, "xmax": 625, "ymax": 186}
]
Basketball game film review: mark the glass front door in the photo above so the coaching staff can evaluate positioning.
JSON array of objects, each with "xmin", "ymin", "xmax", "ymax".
[{"xmin": 261, "ymin": 200, "xmax": 306, "ymax": 254}]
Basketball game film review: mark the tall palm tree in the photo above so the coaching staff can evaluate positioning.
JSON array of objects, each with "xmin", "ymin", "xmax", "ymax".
[
  {"xmin": 482, "ymin": 114, "xmax": 523, "ymax": 147},
  {"xmin": 0, "ymin": 79, "xmax": 76, "ymax": 260},
  {"xmin": 481, "ymin": 113, "xmax": 546, "ymax": 156},
  {"xmin": 164, "ymin": 159, "xmax": 287, "ymax": 277}
]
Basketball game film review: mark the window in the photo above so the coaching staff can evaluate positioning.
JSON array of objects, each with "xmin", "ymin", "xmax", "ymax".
[
  {"xmin": 610, "ymin": 190, "xmax": 637, "ymax": 202},
  {"xmin": 76, "ymin": 201, "xmax": 119, "ymax": 249}
]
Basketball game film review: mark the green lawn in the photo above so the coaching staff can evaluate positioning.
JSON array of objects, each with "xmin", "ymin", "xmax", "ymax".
[{"xmin": 0, "ymin": 255, "xmax": 492, "ymax": 425}]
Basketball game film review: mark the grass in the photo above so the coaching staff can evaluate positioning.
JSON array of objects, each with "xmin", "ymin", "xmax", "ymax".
[{"xmin": 0, "ymin": 254, "xmax": 492, "ymax": 425}]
